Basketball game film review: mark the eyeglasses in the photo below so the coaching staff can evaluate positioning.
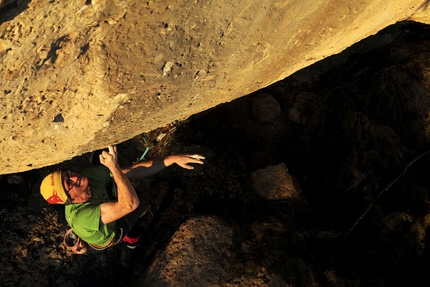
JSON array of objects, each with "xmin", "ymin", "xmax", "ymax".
[
  {"xmin": 62, "ymin": 170, "xmax": 76, "ymax": 203},
  {"xmin": 65, "ymin": 172, "xmax": 77, "ymax": 193}
]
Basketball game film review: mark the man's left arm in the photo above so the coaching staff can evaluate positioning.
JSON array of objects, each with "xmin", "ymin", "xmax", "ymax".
[{"xmin": 122, "ymin": 154, "xmax": 205, "ymax": 179}]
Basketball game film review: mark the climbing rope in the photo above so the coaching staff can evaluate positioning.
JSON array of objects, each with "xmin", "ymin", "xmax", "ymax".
[{"xmin": 345, "ymin": 150, "xmax": 430, "ymax": 238}]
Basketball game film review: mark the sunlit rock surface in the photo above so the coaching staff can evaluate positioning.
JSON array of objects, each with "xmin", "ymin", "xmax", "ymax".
[{"xmin": 1, "ymin": 0, "xmax": 429, "ymax": 174}]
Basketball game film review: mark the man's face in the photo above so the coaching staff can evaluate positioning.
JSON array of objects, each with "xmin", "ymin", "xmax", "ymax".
[{"xmin": 62, "ymin": 170, "xmax": 92, "ymax": 203}]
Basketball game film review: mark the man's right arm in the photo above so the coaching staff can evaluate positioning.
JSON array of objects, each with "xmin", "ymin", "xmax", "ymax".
[{"xmin": 98, "ymin": 146, "xmax": 140, "ymax": 224}]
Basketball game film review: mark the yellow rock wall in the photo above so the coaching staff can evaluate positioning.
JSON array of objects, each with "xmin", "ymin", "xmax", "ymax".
[{"xmin": 0, "ymin": 0, "xmax": 429, "ymax": 174}]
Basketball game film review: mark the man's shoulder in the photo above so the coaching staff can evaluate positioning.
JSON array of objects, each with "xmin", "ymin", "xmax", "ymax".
[
  {"xmin": 65, "ymin": 203, "xmax": 100, "ymax": 224},
  {"xmin": 66, "ymin": 203, "xmax": 100, "ymax": 217}
]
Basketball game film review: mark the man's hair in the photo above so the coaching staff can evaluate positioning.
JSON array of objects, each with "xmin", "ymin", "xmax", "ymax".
[{"xmin": 40, "ymin": 171, "xmax": 68, "ymax": 204}]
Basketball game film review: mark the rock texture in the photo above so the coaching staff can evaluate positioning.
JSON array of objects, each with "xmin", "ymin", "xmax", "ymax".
[
  {"xmin": 140, "ymin": 215, "xmax": 289, "ymax": 287},
  {"xmin": 1, "ymin": 22, "xmax": 430, "ymax": 287},
  {"xmin": 252, "ymin": 163, "xmax": 301, "ymax": 200},
  {"xmin": 0, "ymin": 0, "xmax": 429, "ymax": 174},
  {"xmin": 251, "ymin": 93, "xmax": 281, "ymax": 124}
]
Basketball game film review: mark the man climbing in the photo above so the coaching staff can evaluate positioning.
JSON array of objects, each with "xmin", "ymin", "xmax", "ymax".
[{"xmin": 40, "ymin": 145, "xmax": 205, "ymax": 264}]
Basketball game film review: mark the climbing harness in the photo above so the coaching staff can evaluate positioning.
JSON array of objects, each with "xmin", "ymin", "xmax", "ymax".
[
  {"xmin": 63, "ymin": 227, "xmax": 124, "ymax": 254},
  {"xmin": 87, "ymin": 228, "xmax": 123, "ymax": 251}
]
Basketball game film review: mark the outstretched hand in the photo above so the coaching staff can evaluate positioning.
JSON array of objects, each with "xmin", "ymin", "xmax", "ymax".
[
  {"xmin": 99, "ymin": 145, "xmax": 118, "ymax": 169},
  {"xmin": 169, "ymin": 154, "xmax": 205, "ymax": 170}
]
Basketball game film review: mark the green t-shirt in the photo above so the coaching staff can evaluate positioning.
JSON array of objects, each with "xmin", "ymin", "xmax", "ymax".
[{"xmin": 65, "ymin": 166, "xmax": 116, "ymax": 246}]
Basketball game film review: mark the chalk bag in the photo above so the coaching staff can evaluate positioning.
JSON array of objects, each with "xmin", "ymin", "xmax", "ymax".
[{"xmin": 63, "ymin": 229, "xmax": 87, "ymax": 255}]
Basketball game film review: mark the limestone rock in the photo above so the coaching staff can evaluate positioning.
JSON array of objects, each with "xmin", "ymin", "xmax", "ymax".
[
  {"xmin": 288, "ymin": 92, "xmax": 318, "ymax": 125},
  {"xmin": 140, "ymin": 215, "xmax": 289, "ymax": 287},
  {"xmin": 251, "ymin": 93, "xmax": 281, "ymax": 124},
  {"xmin": 1, "ymin": 0, "xmax": 429, "ymax": 174},
  {"xmin": 252, "ymin": 163, "xmax": 301, "ymax": 200},
  {"xmin": 224, "ymin": 273, "xmax": 289, "ymax": 287},
  {"xmin": 0, "ymin": 0, "xmax": 15, "ymax": 8},
  {"xmin": 141, "ymin": 215, "xmax": 234, "ymax": 287}
]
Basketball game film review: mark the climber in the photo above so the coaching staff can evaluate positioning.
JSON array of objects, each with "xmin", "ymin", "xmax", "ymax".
[{"xmin": 40, "ymin": 145, "xmax": 205, "ymax": 255}]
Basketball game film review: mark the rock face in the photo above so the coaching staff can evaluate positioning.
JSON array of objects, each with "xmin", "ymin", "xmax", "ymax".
[
  {"xmin": 140, "ymin": 215, "xmax": 289, "ymax": 287},
  {"xmin": 0, "ymin": 0, "xmax": 429, "ymax": 174},
  {"xmin": 251, "ymin": 93, "xmax": 281, "ymax": 123},
  {"xmin": 141, "ymin": 216, "xmax": 235, "ymax": 286},
  {"xmin": 252, "ymin": 163, "xmax": 301, "ymax": 200}
]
